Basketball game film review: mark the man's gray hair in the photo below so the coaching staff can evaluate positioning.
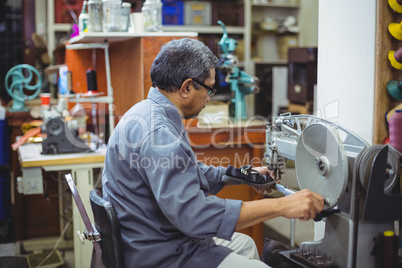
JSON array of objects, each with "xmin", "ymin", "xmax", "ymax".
[{"xmin": 150, "ymin": 38, "xmax": 219, "ymax": 92}]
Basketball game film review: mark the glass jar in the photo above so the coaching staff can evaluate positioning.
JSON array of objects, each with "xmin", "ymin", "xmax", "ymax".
[
  {"xmin": 142, "ymin": 0, "xmax": 163, "ymax": 32},
  {"xmin": 103, "ymin": 0, "xmax": 122, "ymax": 32},
  {"xmin": 88, "ymin": 0, "xmax": 103, "ymax": 32},
  {"xmin": 121, "ymin": 2, "xmax": 131, "ymax": 32}
]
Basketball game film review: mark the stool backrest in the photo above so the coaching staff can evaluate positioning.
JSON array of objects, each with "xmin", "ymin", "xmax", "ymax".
[{"xmin": 89, "ymin": 189, "xmax": 125, "ymax": 268}]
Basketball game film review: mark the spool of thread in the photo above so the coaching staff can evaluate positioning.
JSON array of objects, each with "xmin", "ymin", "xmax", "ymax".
[
  {"xmin": 389, "ymin": 0, "xmax": 402, "ymax": 13},
  {"xmin": 389, "ymin": 110, "xmax": 402, "ymax": 152},
  {"xmin": 86, "ymin": 68, "xmax": 98, "ymax": 92},
  {"xmin": 67, "ymin": 70, "xmax": 73, "ymax": 94},
  {"xmin": 375, "ymin": 231, "xmax": 399, "ymax": 268},
  {"xmin": 389, "ymin": 21, "xmax": 402, "ymax": 40},
  {"xmin": 386, "ymin": 103, "xmax": 402, "ymax": 123},
  {"xmin": 388, "ymin": 47, "xmax": 402, "ymax": 69},
  {"xmin": 387, "ymin": 79, "xmax": 402, "ymax": 100}
]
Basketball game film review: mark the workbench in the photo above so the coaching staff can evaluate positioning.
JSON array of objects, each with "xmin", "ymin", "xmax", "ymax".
[{"xmin": 18, "ymin": 142, "xmax": 106, "ymax": 268}]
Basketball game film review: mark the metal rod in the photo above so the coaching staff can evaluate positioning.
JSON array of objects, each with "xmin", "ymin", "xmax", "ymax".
[
  {"xmin": 103, "ymin": 42, "xmax": 115, "ymax": 136},
  {"xmin": 290, "ymin": 218, "xmax": 295, "ymax": 246}
]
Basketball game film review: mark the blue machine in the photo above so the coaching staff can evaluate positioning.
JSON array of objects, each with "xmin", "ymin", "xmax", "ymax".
[{"xmin": 217, "ymin": 20, "xmax": 259, "ymax": 121}]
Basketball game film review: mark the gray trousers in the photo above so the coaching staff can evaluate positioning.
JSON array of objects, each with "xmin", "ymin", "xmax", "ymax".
[{"xmin": 214, "ymin": 232, "xmax": 270, "ymax": 268}]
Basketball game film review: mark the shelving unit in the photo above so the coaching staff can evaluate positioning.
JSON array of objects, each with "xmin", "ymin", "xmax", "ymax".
[
  {"xmin": 65, "ymin": 42, "xmax": 115, "ymax": 135},
  {"xmin": 46, "ymin": 0, "xmax": 302, "ymax": 70},
  {"xmin": 250, "ymin": 0, "xmax": 300, "ymax": 62},
  {"xmin": 158, "ymin": 0, "xmax": 301, "ymax": 72},
  {"xmin": 47, "ymin": 0, "xmax": 76, "ymax": 62},
  {"xmin": 65, "ymin": 33, "xmax": 198, "ymax": 135},
  {"xmin": 159, "ymin": 0, "xmax": 306, "ymax": 120}
]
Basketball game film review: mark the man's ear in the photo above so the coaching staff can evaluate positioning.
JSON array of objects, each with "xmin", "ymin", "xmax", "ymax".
[{"xmin": 178, "ymin": 78, "xmax": 193, "ymax": 99}]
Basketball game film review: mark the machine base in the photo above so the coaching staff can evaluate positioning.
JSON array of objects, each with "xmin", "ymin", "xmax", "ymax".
[{"xmin": 280, "ymin": 249, "xmax": 337, "ymax": 268}]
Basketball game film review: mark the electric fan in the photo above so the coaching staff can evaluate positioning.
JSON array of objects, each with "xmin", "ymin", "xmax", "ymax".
[{"xmin": 4, "ymin": 64, "xmax": 42, "ymax": 112}]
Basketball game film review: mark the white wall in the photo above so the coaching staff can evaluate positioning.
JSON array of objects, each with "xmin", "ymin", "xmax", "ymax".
[
  {"xmin": 299, "ymin": 0, "xmax": 319, "ymax": 47},
  {"xmin": 316, "ymin": 0, "xmax": 377, "ymax": 145},
  {"xmin": 313, "ymin": 0, "xmax": 377, "ymax": 241}
]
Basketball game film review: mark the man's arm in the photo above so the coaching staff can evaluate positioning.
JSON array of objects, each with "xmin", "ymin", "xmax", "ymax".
[
  {"xmin": 196, "ymin": 161, "xmax": 227, "ymax": 194},
  {"xmin": 236, "ymin": 189, "xmax": 325, "ymax": 230}
]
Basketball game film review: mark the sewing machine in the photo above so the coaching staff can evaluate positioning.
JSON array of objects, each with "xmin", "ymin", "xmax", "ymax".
[
  {"xmin": 41, "ymin": 99, "xmax": 91, "ymax": 155},
  {"xmin": 217, "ymin": 20, "xmax": 259, "ymax": 121},
  {"xmin": 266, "ymin": 113, "xmax": 401, "ymax": 267}
]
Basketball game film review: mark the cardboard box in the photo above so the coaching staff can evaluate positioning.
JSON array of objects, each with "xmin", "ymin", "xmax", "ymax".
[
  {"xmin": 198, "ymin": 102, "xmax": 230, "ymax": 126},
  {"xmin": 162, "ymin": 0, "xmax": 184, "ymax": 25},
  {"xmin": 185, "ymin": 1, "xmax": 212, "ymax": 25}
]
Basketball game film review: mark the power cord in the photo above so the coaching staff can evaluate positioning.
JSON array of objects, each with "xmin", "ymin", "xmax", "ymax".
[{"xmin": 36, "ymin": 217, "xmax": 72, "ymax": 268}]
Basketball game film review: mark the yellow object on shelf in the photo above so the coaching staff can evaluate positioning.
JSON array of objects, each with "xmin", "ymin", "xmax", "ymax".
[
  {"xmin": 389, "ymin": 0, "xmax": 402, "ymax": 13},
  {"xmin": 388, "ymin": 50, "xmax": 402, "ymax": 69},
  {"xmin": 389, "ymin": 21, "xmax": 402, "ymax": 40}
]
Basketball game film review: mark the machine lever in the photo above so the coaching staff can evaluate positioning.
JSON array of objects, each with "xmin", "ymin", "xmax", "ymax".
[
  {"xmin": 313, "ymin": 209, "xmax": 340, "ymax": 222},
  {"xmin": 275, "ymin": 184, "xmax": 296, "ymax": 196}
]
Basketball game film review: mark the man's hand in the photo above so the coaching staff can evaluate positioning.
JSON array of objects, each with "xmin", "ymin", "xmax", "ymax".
[
  {"xmin": 253, "ymin": 166, "xmax": 275, "ymax": 177},
  {"xmin": 251, "ymin": 167, "xmax": 324, "ymax": 220},
  {"xmin": 278, "ymin": 189, "xmax": 324, "ymax": 221},
  {"xmin": 236, "ymin": 188, "xmax": 325, "ymax": 230},
  {"xmin": 251, "ymin": 166, "xmax": 278, "ymax": 194}
]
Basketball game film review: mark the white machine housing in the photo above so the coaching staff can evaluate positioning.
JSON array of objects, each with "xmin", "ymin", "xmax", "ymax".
[{"xmin": 266, "ymin": 113, "xmax": 401, "ymax": 268}]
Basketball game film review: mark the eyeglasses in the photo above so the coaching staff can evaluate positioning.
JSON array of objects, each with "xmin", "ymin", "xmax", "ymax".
[{"xmin": 191, "ymin": 78, "xmax": 217, "ymax": 97}]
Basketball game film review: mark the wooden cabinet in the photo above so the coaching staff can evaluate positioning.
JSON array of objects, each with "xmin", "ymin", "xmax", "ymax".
[
  {"xmin": 65, "ymin": 33, "xmax": 197, "ymax": 136},
  {"xmin": 186, "ymin": 124, "xmax": 266, "ymax": 254}
]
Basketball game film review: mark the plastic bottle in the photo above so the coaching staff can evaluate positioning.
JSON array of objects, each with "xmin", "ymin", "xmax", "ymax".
[
  {"xmin": 103, "ymin": 0, "xmax": 122, "ymax": 32},
  {"xmin": 389, "ymin": 109, "xmax": 402, "ymax": 152},
  {"xmin": 142, "ymin": 0, "xmax": 163, "ymax": 32},
  {"xmin": 79, "ymin": 1, "xmax": 89, "ymax": 34},
  {"xmin": 121, "ymin": 2, "xmax": 131, "ymax": 32}
]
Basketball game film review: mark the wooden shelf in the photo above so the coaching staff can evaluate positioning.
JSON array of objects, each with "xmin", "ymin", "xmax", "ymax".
[
  {"xmin": 252, "ymin": 2, "xmax": 299, "ymax": 8},
  {"xmin": 252, "ymin": 29, "xmax": 299, "ymax": 35},
  {"xmin": 163, "ymin": 25, "xmax": 246, "ymax": 34},
  {"xmin": 68, "ymin": 32, "xmax": 198, "ymax": 44},
  {"xmin": 253, "ymin": 59, "xmax": 288, "ymax": 65}
]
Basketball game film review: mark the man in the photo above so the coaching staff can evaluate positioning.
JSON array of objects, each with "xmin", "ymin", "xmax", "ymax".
[{"xmin": 102, "ymin": 38, "xmax": 324, "ymax": 267}]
